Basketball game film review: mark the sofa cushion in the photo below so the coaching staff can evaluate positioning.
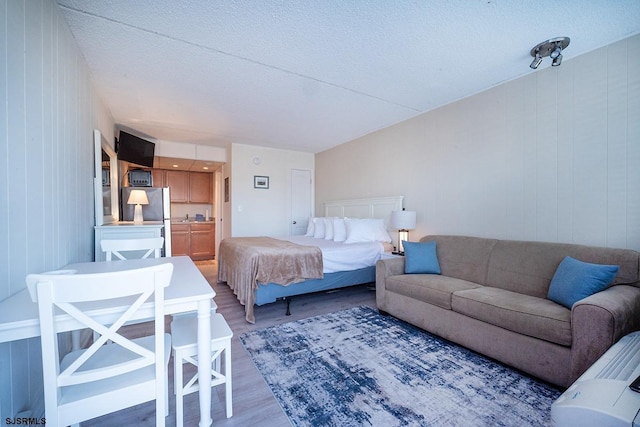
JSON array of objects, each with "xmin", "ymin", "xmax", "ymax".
[
  {"xmin": 386, "ymin": 274, "xmax": 482, "ymax": 310},
  {"xmin": 547, "ymin": 256, "xmax": 619, "ymax": 309},
  {"xmin": 404, "ymin": 240, "xmax": 441, "ymax": 274},
  {"xmin": 487, "ymin": 240, "xmax": 640, "ymax": 299},
  {"xmin": 452, "ymin": 287, "xmax": 572, "ymax": 346},
  {"xmin": 420, "ymin": 235, "xmax": 498, "ymax": 285}
]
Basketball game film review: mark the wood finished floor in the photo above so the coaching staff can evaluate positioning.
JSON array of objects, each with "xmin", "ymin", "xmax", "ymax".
[{"xmin": 83, "ymin": 260, "xmax": 377, "ymax": 427}]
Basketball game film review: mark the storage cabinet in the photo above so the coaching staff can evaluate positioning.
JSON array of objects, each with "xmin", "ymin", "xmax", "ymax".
[
  {"xmin": 171, "ymin": 222, "xmax": 215, "ymax": 260},
  {"xmin": 189, "ymin": 172, "xmax": 212, "ymax": 203},
  {"xmin": 171, "ymin": 223, "xmax": 190, "ymax": 257},
  {"xmin": 151, "ymin": 169, "xmax": 165, "ymax": 188},
  {"xmin": 125, "ymin": 168, "xmax": 212, "ymax": 204},
  {"xmin": 190, "ymin": 223, "xmax": 216, "ymax": 260},
  {"xmin": 165, "ymin": 170, "xmax": 189, "ymax": 202},
  {"xmin": 158, "ymin": 169, "xmax": 211, "ymax": 204},
  {"xmin": 94, "ymin": 223, "xmax": 164, "ymax": 261}
]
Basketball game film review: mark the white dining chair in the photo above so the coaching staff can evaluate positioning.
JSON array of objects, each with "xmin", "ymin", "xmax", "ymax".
[
  {"xmin": 101, "ymin": 237, "xmax": 165, "ymax": 261},
  {"xmin": 171, "ymin": 312, "xmax": 233, "ymax": 427},
  {"xmin": 26, "ymin": 263, "xmax": 173, "ymax": 427},
  {"xmin": 96, "ymin": 237, "xmax": 165, "ymax": 347}
]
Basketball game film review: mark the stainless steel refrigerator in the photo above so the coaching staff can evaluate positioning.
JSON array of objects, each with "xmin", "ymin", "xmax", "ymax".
[{"xmin": 121, "ymin": 187, "xmax": 172, "ymax": 257}]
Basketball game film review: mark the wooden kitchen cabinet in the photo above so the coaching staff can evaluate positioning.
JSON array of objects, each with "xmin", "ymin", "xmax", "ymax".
[
  {"xmin": 161, "ymin": 170, "xmax": 211, "ymax": 204},
  {"xmin": 150, "ymin": 169, "xmax": 165, "ymax": 187},
  {"xmin": 171, "ymin": 223, "xmax": 190, "ymax": 256},
  {"xmin": 165, "ymin": 170, "xmax": 189, "ymax": 202},
  {"xmin": 190, "ymin": 223, "xmax": 216, "ymax": 260},
  {"xmin": 188, "ymin": 172, "xmax": 212, "ymax": 203},
  {"xmin": 171, "ymin": 222, "xmax": 215, "ymax": 260}
]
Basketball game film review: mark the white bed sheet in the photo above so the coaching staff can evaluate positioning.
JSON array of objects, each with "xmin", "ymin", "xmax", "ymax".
[{"xmin": 277, "ymin": 235, "xmax": 384, "ymax": 274}]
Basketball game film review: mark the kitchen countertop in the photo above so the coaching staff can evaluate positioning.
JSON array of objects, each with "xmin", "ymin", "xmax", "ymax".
[{"xmin": 171, "ymin": 219, "xmax": 215, "ymax": 225}]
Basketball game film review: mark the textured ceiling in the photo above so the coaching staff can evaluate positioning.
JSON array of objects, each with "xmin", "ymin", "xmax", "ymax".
[{"xmin": 57, "ymin": 0, "xmax": 640, "ymax": 153}]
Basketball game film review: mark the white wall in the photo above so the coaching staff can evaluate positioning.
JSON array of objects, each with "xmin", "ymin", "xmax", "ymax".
[
  {"xmin": 230, "ymin": 143, "xmax": 314, "ymax": 237},
  {"xmin": 154, "ymin": 138, "xmax": 227, "ymax": 162},
  {"xmin": 0, "ymin": 0, "xmax": 114, "ymax": 419},
  {"xmin": 316, "ymin": 34, "xmax": 640, "ymax": 251}
]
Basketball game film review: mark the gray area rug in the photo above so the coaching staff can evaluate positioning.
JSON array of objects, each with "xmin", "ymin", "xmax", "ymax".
[{"xmin": 240, "ymin": 306, "xmax": 562, "ymax": 426}]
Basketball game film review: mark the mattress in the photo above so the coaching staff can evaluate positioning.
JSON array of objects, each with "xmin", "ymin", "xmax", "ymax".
[{"xmin": 277, "ymin": 235, "xmax": 385, "ymax": 273}]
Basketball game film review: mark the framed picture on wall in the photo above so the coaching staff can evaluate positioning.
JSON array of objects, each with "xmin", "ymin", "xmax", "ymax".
[
  {"xmin": 224, "ymin": 177, "xmax": 229, "ymax": 202},
  {"xmin": 254, "ymin": 175, "xmax": 269, "ymax": 189}
]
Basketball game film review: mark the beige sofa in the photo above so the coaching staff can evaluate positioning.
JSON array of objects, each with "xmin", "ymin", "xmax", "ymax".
[{"xmin": 376, "ymin": 235, "xmax": 640, "ymax": 388}]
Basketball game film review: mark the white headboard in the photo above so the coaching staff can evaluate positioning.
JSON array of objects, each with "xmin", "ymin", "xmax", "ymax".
[{"xmin": 324, "ymin": 196, "xmax": 404, "ymax": 228}]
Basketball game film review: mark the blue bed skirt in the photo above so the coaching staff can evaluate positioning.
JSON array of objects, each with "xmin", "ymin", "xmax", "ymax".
[{"xmin": 254, "ymin": 266, "xmax": 376, "ymax": 306}]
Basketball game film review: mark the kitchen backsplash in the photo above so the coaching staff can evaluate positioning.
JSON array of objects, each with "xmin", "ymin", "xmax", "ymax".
[{"xmin": 171, "ymin": 203, "xmax": 213, "ymax": 220}]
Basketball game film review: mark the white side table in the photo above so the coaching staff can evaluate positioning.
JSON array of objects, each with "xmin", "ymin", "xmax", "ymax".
[{"xmin": 94, "ymin": 222, "xmax": 164, "ymax": 261}]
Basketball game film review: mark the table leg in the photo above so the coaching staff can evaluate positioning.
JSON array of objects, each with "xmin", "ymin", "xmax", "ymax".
[
  {"xmin": 197, "ymin": 299, "xmax": 212, "ymax": 427},
  {"xmin": 71, "ymin": 329, "xmax": 81, "ymax": 350}
]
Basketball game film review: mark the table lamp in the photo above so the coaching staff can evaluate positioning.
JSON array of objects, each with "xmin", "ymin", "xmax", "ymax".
[
  {"xmin": 127, "ymin": 189, "xmax": 149, "ymax": 224},
  {"xmin": 390, "ymin": 209, "xmax": 416, "ymax": 255}
]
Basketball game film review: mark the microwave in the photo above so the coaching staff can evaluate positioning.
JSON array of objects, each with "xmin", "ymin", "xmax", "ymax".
[{"xmin": 128, "ymin": 169, "xmax": 152, "ymax": 187}]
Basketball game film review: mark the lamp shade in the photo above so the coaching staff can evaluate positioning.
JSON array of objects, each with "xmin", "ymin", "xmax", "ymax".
[
  {"xmin": 127, "ymin": 189, "xmax": 149, "ymax": 205},
  {"xmin": 390, "ymin": 210, "xmax": 416, "ymax": 230}
]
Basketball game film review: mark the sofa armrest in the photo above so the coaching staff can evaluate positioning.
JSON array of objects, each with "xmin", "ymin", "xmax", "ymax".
[
  {"xmin": 569, "ymin": 284, "xmax": 640, "ymax": 383},
  {"xmin": 375, "ymin": 258, "xmax": 405, "ymax": 311}
]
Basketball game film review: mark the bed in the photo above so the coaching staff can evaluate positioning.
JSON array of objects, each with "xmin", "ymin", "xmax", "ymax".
[{"xmin": 218, "ymin": 196, "xmax": 404, "ymax": 322}]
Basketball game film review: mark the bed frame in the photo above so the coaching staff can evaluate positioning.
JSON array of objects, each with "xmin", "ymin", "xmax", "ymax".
[{"xmin": 254, "ymin": 195, "xmax": 404, "ymax": 313}]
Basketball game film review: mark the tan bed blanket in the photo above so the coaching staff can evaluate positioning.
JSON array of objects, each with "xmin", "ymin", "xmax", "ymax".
[{"xmin": 218, "ymin": 237, "xmax": 323, "ymax": 323}]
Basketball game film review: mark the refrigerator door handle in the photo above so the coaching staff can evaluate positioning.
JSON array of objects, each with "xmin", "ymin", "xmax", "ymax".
[
  {"xmin": 163, "ymin": 219, "xmax": 172, "ymax": 257},
  {"xmin": 162, "ymin": 187, "xmax": 172, "ymax": 257}
]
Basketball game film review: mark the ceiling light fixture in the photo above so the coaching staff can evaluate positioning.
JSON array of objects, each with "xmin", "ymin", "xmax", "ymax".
[{"xmin": 529, "ymin": 37, "xmax": 570, "ymax": 69}]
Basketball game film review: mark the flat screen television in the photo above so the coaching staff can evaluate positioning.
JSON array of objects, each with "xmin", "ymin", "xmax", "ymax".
[{"xmin": 116, "ymin": 131, "xmax": 155, "ymax": 167}]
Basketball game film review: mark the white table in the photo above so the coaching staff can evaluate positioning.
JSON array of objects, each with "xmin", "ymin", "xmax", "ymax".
[{"xmin": 0, "ymin": 256, "xmax": 215, "ymax": 427}]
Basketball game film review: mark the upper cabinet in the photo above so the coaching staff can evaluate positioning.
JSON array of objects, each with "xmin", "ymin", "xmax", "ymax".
[
  {"xmin": 165, "ymin": 170, "xmax": 189, "ymax": 202},
  {"xmin": 155, "ymin": 169, "xmax": 212, "ymax": 204},
  {"xmin": 188, "ymin": 172, "xmax": 212, "ymax": 204},
  {"xmin": 151, "ymin": 169, "xmax": 166, "ymax": 188}
]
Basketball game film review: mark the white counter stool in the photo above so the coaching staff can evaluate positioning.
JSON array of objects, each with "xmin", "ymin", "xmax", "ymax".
[{"xmin": 171, "ymin": 312, "xmax": 233, "ymax": 427}]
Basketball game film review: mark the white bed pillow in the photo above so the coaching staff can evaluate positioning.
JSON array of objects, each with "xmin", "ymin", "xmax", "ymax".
[
  {"xmin": 313, "ymin": 217, "xmax": 326, "ymax": 239},
  {"xmin": 324, "ymin": 217, "xmax": 335, "ymax": 240},
  {"xmin": 344, "ymin": 218, "xmax": 392, "ymax": 244},
  {"xmin": 332, "ymin": 217, "xmax": 347, "ymax": 242},
  {"xmin": 305, "ymin": 217, "xmax": 315, "ymax": 236}
]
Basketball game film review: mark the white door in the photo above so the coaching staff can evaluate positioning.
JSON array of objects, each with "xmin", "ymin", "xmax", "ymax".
[{"xmin": 291, "ymin": 169, "xmax": 312, "ymax": 235}]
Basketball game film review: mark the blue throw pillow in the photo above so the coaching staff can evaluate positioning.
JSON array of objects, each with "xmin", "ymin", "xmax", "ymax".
[
  {"xmin": 403, "ymin": 240, "xmax": 441, "ymax": 274},
  {"xmin": 547, "ymin": 256, "xmax": 619, "ymax": 309}
]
